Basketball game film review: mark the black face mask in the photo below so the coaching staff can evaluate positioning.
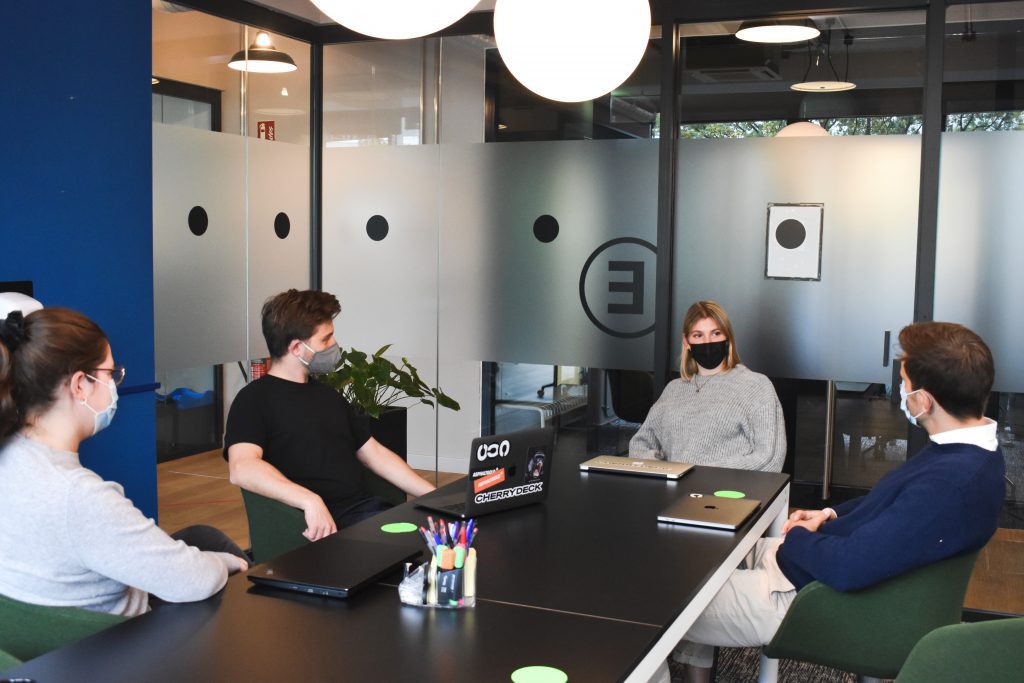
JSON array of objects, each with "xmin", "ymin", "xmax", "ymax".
[{"xmin": 690, "ymin": 340, "xmax": 729, "ymax": 370}]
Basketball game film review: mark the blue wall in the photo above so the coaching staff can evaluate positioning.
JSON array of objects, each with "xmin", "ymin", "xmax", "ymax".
[{"xmin": 2, "ymin": 2, "xmax": 157, "ymax": 517}]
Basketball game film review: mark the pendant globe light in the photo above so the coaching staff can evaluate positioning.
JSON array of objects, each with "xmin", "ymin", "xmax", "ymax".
[
  {"xmin": 310, "ymin": 0, "xmax": 479, "ymax": 40},
  {"xmin": 494, "ymin": 0, "xmax": 652, "ymax": 103},
  {"xmin": 228, "ymin": 32, "xmax": 297, "ymax": 73}
]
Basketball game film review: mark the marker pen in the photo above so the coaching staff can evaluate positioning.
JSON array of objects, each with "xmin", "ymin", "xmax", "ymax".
[{"xmin": 464, "ymin": 548, "xmax": 477, "ymax": 599}]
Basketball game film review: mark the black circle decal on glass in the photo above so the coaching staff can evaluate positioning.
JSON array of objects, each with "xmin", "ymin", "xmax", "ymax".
[
  {"xmin": 187, "ymin": 206, "xmax": 208, "ymax": 236},
  {"xmin": 366, "ymin": 215, "xmax": 389, "ymax": 241},
  {"xmin": 775, "ymin": 219, "xmax": 806, "ymax": 249},
  {"xmin": 274, "ymin": 212, "xmax": 290, "ymax": 239},
  {"xmin": 533, "ymin": 215, "xmax": 559, "ymax": 243}
]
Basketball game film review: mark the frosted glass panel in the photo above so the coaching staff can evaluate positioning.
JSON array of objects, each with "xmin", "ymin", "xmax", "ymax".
[
  {"xmin": 247, "ymin": 137, "xmax": 311, "ymax": 358},
  {"xmin": 439, "ymin": 140, "xmax": 658, "ymax": 370},
  {"xmin": 322, "ymin": 145, "xmax": 439, "ymax": 356},
  {"xmin": 153, "ymin": 123, "xmax": 246, "ymax": 373},
  {"xmin": 674, "ymin": 135, "xmax": 920, "ymax": 382},
  {"xmin": 935, "ymin": 131, "xmax": 1024, "ymax": 392}
]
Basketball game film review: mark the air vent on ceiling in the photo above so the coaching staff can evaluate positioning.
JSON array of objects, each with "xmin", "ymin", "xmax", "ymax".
[{"xmin": 690, "ymin": 66, "xmax": 783, "ymax": 84}]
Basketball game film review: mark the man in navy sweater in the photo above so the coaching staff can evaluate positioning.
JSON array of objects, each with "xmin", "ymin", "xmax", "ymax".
[{"xmin": 668, "ymin": 322, "xmax": 1005, "ymax": 683}]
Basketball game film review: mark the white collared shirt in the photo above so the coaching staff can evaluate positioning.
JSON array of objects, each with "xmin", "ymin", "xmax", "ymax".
[{"xmin": 929, "ymin": 417, "xmax": 999, "ymax": 452}]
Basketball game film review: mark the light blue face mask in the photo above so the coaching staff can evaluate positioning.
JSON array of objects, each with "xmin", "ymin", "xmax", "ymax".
[
  {"xmin": 82, "ymin": 375, "xmax": 118, "ymax": 435},
  {"xmin": 899, "ymin": 382, "xmax": 925, "ymax": 426}
]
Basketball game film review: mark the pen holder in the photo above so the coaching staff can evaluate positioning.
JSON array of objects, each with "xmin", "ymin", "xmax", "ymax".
[{"xmin": 398, "ymin": 548, "xmax": 478, "ymax": 609}]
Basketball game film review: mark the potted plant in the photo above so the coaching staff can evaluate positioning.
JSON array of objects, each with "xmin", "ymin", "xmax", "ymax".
[
  {"xmin": 314, "ymin": 344, "xmax": 460, "ymax": 418},
  {"xmin": 314, "ymin": 345, "xmax": 460, "ymax": 502}
]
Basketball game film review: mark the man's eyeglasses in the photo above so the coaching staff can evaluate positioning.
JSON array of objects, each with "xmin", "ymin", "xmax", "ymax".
[{"xmin": 89, "ymin": 365, "xmax": 127, "ymax": 386}]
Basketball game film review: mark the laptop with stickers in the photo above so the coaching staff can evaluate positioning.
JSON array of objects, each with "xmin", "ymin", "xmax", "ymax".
[{"xmin": 416, "ymin": 427, "xmax": 555, "ymax": 519}]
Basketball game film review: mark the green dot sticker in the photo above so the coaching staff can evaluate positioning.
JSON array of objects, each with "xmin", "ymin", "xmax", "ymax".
[
  {"xmin": 379, "ymin": 522, "xmax": 418, "ymax": 534},
  {"xmin": 714, "ymin": 490, "xmax": 746, "ymax": 499},
  {"xmin": 511, "ymin": 666, "xmax": 568, "ymax": 683}
]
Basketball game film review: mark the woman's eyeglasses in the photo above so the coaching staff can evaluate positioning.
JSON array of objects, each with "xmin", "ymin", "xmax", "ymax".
[{"xmin": 89, "ymin": 365, "xmax": 126, "ymax": 386}]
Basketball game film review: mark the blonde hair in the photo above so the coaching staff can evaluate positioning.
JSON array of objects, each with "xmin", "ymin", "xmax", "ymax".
[{"xmin": 679, "ymin": 300, "xmax": 741, "ymax": 380}]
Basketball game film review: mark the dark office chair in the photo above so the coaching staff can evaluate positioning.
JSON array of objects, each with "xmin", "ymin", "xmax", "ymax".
[
  {"xmin": 761, "ymin": 550, "xmax": 980, "ymax": 682},
  {"xmin": 606, "ymin": 369, "xmax": 655, "ymax": 424},
  {"xmin": 241, "ymin": 489, "xmax": 309, "ymax": 565},
  {"xmin": 0, "ymin": 592, "xmax": 127, "ymax": 662},
  {"xmin": 895, "ymin": 616, "xmax": 1024, "ymax": 683},
  {"xmin": 603, "ymin": 369, "xmax": 655, "ymax": 455}
]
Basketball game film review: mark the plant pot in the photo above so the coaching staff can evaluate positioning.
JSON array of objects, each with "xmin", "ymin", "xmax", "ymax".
[{"xmin": 363, "ymin": 406, "xmax": 408, "ymax": 506}]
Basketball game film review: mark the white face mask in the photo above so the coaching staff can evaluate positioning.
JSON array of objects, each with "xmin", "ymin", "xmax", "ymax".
[
  {"xmin": 82, "ymin": 375, "xmax": 118, "ymax": 435},
  {"xmin": 899, "ymin": 382, "xmax": 925, "ymax": 426}
]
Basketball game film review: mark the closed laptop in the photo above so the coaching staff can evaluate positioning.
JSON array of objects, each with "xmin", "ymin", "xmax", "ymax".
[
  {"xmin": 579, "ymin": 455, "xmax": 693, "ymax": 480},
  {"xmin": 247, "ymin": 537, "xmax": 421, "ymax": 598},
  {"xmin": 657, "ymin": 494, "xmax": 761, "ymax": 530}
]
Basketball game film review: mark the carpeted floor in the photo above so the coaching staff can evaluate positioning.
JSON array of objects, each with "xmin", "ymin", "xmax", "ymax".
[{"xmin": 669, "ymin": 648, "xmax": 857, "ymax": 682}]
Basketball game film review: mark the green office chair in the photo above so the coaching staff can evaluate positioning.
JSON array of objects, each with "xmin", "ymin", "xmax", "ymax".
[
  {"xmin": 241, "ymin": 489, "xmax": 310, "ymax": 565},
  {"xmin": 760, "ymin": 550, "xmax": 980, "ymax": 682},
  {"xmin": 361, "ymin": 467, "xmax": 408, "ymax": 507},
  {"xmin": 0, "ymin": 592, "xmax": 127, "ymax": 662},
  {"xmin": 895, "ymin": 616, "xmax": 1024, "ymax": 683},
  {"xmin": 0, "ymin": 647, "xmax": 22, "ymax": 672}
]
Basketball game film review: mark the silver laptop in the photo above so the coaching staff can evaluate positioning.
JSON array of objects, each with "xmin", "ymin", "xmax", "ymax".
[
  {"xmin": 579, "ymin": 455, "xmax": 694, "ymax": 480},
  {"xmin": 657, "ymin": 494, "xmax": 761, "ymax": 530}
]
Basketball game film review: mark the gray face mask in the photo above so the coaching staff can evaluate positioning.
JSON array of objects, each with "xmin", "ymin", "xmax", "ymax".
[{"xmin": 299, "ymin": 341, "xmax": 341, "ymax": 374}]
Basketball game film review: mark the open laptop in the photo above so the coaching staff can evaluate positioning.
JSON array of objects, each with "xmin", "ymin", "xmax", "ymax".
[
  {"xmin": 415, "ymin": 427, "xmax": 555, "ymax": 519},
  {"xmin": 657, "ymin": 493, "xmax": 762, "ymax": 530},
  {"xmin": 247, "ymin": 537, "xmax": 420, "ymax": 599},
  {"xmin": 579, "ymin": 455, "xmax": 694, "ymax": 480}
]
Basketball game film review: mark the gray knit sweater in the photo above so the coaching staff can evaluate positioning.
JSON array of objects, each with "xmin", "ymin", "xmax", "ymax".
[
  {"xmin": 0, "ymin": 435, "xmax": 233, "ymax": 616},
  {"xmin": 629, "ymin": 365, "xmax": 786, "ymax": 472}
]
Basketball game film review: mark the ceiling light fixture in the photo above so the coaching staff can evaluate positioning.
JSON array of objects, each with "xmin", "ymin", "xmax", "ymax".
[
  {"xmin": 791, "ymin": 32, "xmax": 855, "ymax": 92},
  {"xmin": 775, "ymin": 121, "xmax": 830, "ymax": 137},
  {"xmin": 736, "ymin": 19, "xmax": 819, "ymax": 44},
  {"xmin": 228, "ymin": 32, "xmax": 297, "ymax": 73},
  {"xmin": 310, "ymin": 0, "xmax": 478, "ymax": 40},
  {"xmin": 494, "ymin": 0, "xmax": 651, "ymax": 103}
]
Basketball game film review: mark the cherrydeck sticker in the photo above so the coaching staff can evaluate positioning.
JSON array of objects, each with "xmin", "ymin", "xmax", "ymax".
[
  {"xmin": 473, "ymin": 467, "xmax": 507, "ymax": 493},
  {"xmin": 474, "ymin": 482, "xmax": 544, "ymax": 504}
]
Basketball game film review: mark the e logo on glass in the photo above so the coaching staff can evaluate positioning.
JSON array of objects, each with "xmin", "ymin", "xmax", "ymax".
[{"xmin": 579, "ymin": 237, "xmax": 657, "ymax": 339}]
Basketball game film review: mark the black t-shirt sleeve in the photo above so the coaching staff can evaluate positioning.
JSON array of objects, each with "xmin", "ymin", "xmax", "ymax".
[
  {"xmin": 345, "ymin": 400, "xmax": 373, "ymax": 452},
  {"xmin": 223, "ymin": 385, "xmax": 268, "ymax": 460}
]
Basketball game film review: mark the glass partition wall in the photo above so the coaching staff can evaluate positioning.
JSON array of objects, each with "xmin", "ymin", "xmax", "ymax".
[
  {"xmin": 321, "ymin": 36, "xmax": 660, "ymax": 472},
  {"xmin": 153, "ymin": 0, "xmax": 1022, "ymax": 616},
  {"xmin": 674, "ymin": 10, "xmax": 926, "ymax": 505},
  {"xmin": 152, "ymin": 7, "xmax": 311, "ymax": 461}
]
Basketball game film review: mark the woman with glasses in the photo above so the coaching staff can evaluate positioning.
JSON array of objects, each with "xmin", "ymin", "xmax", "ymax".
[
  {"xmin": 0, "ymin": 305, "xmax": 247, "ymax": 616},
  {"xmin": 630, "ymin": 300, "xmax": 786, "ymax": 473}
]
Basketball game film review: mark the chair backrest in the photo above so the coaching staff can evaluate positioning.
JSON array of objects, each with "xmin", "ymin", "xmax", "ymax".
[
  {"xmin": 0, "ymin": 647, "xmax": 22, "ymax": 672},
  {"xmin": 895, "ymin": 616, "xmax": 1024, "ymax": 683},
  {"xmin": 765, "ymin": 549, "xmax": 980, "ymax": 679},
  {"xmin": 0, "ymin": 592, "xmax": 126, "ymax": 661},
  {"xmin": 241, "ymin": 489, "xmax": 309, "ymax": 565},
  {"xmin": 607, "ymin": 369, "xmax": 655, "ymax": 424}
]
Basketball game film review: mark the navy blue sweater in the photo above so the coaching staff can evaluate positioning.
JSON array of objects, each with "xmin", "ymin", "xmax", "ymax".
[{"xmin": 777, "ymin": 441, "xmax": 1005, "ymax": 592}]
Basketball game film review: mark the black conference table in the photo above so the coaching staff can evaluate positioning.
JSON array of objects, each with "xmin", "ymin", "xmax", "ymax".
[{"xmin": 7, "ymin": 445, "xmax": 789, "ymax": 683}]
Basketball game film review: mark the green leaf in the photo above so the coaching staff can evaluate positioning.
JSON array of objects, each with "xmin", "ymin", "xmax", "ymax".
[{"xmin": 311, "ymin": 345, "xmax": 460, "ymax": 416}]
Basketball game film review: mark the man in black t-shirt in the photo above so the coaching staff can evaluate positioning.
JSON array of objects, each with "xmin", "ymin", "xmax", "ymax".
[{"xmin": 224, "ymin": 289, "xmax": 434, "ymax": 539}]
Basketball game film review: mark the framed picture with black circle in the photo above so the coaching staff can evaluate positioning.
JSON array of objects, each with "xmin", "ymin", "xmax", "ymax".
[{"xmin": 764, "ymin": 203, "xmax": 823, "ymax": 281}]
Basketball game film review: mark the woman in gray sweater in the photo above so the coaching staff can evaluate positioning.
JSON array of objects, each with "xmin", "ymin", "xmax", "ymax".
[
  {"xmin": 630, "ymin": 300, "xmax": 785, "ymax": 472},
  {"xmin": 0, "ymin": 302, "xmax": 247, "ymax": 616}
]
